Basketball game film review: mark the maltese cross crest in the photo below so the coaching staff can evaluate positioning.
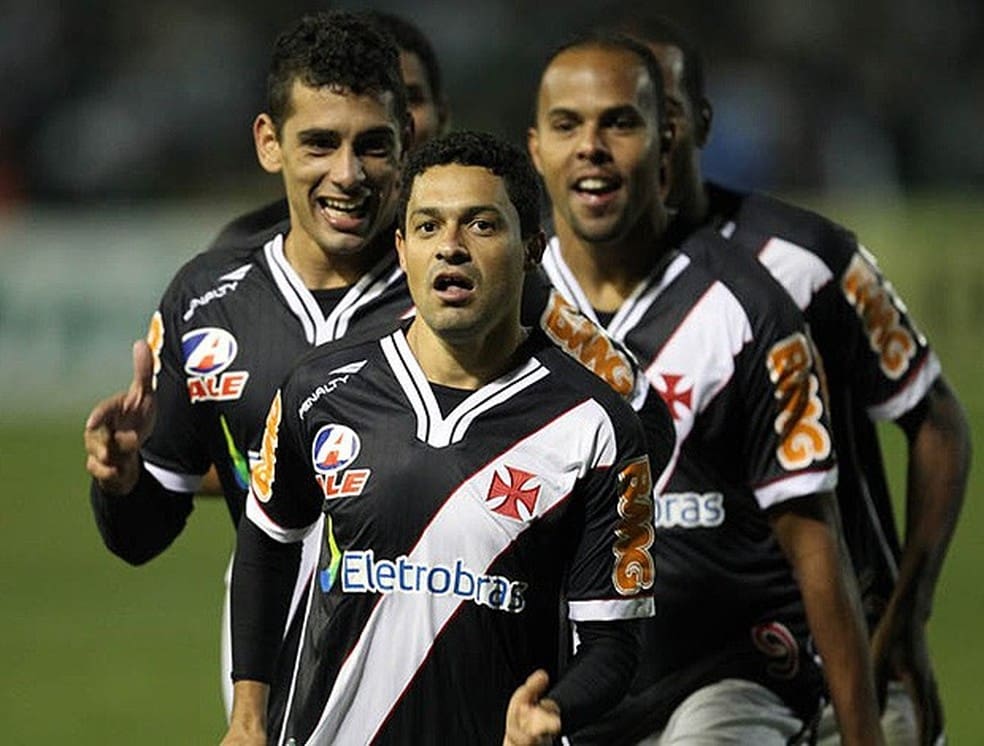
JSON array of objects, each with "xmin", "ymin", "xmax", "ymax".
[
  {"xmin": 654, "ymin": 373, "xmax": 693, "ymax": 420},
  {"xmin": 486, "ymin": 465, "xmax": 541, "ymax": 521}
]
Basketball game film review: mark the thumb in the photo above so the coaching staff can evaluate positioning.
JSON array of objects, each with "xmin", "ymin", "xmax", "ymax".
[
  {"xmin": 125, "ymin": 339, "xmax": 155, "ymax": 409},
  {"xmin": 521, "ymin": 669, "xmax": 551, "ymax": 703}
]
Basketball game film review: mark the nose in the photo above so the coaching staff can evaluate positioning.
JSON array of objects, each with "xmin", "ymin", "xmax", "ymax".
[
  {"xmin": 435, "ymin": 224, "xmax": 470, "ymax": 264},
  {"xmin": 330, "ymin": 144, "xmax": 366, "ymax": 190},
  {"xmin": 575, "ymin": 122, "xmax": 610, "ymax": 164}
]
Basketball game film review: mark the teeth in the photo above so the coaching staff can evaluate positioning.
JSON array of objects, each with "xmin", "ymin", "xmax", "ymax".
[
  {"xmin": 318, "ymin": 197, "xmax": 365, "ymax": 212},
  {"xmin": 575, "ymin": 177, "xmax": 616, "ymax": 193}
]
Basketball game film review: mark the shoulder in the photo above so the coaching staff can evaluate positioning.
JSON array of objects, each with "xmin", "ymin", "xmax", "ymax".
[
  {"xmin": 732, "ymin": 188, "xmax": 858, "ymax": 268},
  {"xmin": 208, "ymin": 199, "xmax": 290, "ymax": 252}
]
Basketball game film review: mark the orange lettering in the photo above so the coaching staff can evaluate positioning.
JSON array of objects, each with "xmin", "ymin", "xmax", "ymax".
[
  {"xmin": 613, "ymin": 456, "xmax": 655, "ymax": 595},
  {"xmin": 251, "ymin": 390, "xmax": 281, "ymax": 503}
]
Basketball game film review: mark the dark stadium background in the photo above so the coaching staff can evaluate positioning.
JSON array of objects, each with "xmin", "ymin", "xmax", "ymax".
[{"xmin": 1, "ymin": 1, "xmax": 980, "ymax": 742}]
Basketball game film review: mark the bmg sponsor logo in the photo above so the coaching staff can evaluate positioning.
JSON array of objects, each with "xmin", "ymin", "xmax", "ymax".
[
  {"xmin": 182, "ymin": 327, "xmax": 249, "ymax": 402},
  {"xmin": 340, "ymin": 550, "xmax": 527, "ymax": 613}
]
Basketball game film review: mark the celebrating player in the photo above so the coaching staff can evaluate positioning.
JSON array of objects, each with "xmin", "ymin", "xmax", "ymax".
[
  {"xmin": 222, "ymin": 131, "xmax": 668, "ymax": 746},
  {"xmin": 83, "ymin": 10, "xmax": 644, "ymax": 721},
  {"xmin": 621, "ymin": 15, "xmax": 971, "ymax": 744},
  {"xmin": 84, "ymin": 9, "xmax": 416, "ymax": 715},
  {"xmin": 528, "ymin": 33, "xmax": 885, "ymax": 744},
  {"xmin": 209, "ymin": 10, "xmax": 449, "ymax": 251}
]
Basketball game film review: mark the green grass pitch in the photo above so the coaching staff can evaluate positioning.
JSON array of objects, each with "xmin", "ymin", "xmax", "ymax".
[{"xmin": 1, "ymin": 194, "xmax": 980, "ymax": 743}]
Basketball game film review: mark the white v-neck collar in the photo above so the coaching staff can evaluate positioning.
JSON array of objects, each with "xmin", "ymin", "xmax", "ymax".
[
  {"xmin": 379, "ymin": 328, "xmax": 550, "ymax": 448},
  {"xmin": 540, "ymin": 236, "xmax": 689, "ymax": 343},
  {"xmin": 263, "ymin": 234, "xmax": 404, "ymax": 345}
]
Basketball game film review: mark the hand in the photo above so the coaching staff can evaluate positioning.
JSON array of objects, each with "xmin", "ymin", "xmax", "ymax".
[
  {"xmin": 871, "ymin": 611, "xmax": 944, "ymax": 745},
  {"xmin": 83, "ymin": 340, "xmax": 157, "ymax": 495},
  {"xmin": 504, "ymin": 669, "xmax": 562, "ymax": 746}
]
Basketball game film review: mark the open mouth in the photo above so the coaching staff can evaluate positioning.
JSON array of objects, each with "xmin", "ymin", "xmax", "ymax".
[
  {"xmin": 572, "ymin": 175, "xmax": 622, "ymax": 197},
  {"xmin": 433, "ymin": 272, "xmax": 475, "ymax": 292},
  {"xmin": 433, "ymin": 272, "xmax": 475, "ymax": 304},
  {"xmin": 316, "ymin": 195, "xmax": 368, "ymax": 214}
]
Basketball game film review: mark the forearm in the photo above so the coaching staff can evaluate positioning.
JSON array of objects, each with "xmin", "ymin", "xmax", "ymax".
[
  {"xmin": 894, "ymin": 379, "xmax": 971, "ymax": 621},
  {"xmin": 231, "ymin": 517, "xmax": 301, "ymax": 683},
  {"xmin": 771, "ymin": 496, "xmax": 883, "ymax": 745},
  {"xmin": 89, "ymin": 463, "xmax": 194, "ymax": 565},
  {"xmin": 547, "ymin": 619, "xmax": 641, "ymax": 733}
]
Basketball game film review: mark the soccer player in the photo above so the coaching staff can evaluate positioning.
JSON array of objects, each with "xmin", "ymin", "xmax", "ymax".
[
  {"xmin": 624, "ymin": 15, "xmax": 971, "ymax": 744},
  {"xmin": 83, "ymin": 9, "xmax": 642, "ymax": 721},
  {"xmin": 208, "ymin": 10, "xmax": 449, "ymax": 252},
  {"xmin": 222, "ymin": 131, "xmax": 667, "ymax": 746},
  {"xmin": 527, "ymin": 33, "xmax": 885, "ymax": 744},
  {"xmin": 83, "ymin": 9, "xmax": 416, "ymax": 715}
]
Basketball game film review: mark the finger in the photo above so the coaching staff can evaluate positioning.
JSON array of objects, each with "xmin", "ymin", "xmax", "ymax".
[
  {"xmin": 125, "ymin": 339, "xmax": 155, "ymax": 410},
  {"xmin": 520, "ymin": 669, "xmax": 551, "ymax": 702},
  {"xmin": 85, "ymin": 394, "xmax": 124, "ymax": 431},
  {"xmin": 113, "ymin": 429, "xmax": 143, "ymax": 455},
  {"xmin": 86, "ymin": 454, "xmax": 120, "ymax": 482},
  {"xmin": 84, "ymin": 425, "xmax": 113, "ymax": 461}
]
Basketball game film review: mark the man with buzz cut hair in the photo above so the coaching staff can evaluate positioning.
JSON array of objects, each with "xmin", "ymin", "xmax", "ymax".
[
  {"xmin": 84, "ymin": 8, "xmax": 416, "ymax": 718},
  {"xmin": 208, "ymin": 10, "xmax": 449, "ymax": 252},
  {"xmin": 223, "ymin": 130, "xmax": 671, "ymax": 746},
  {"xmin": 617, "ymin": 14, "xmax": 971, "ymax": 744},
  {"xmin": 528, "ymin": 31, "xmax": 885, "ymax": 744}
]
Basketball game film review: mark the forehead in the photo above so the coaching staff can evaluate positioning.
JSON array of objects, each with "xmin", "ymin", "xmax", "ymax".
[
  {"xmin": 646, "ymin": 43, "xmax": 685, "ymax": 94},
  {"xmin": 409, "ymin": 164, "xmax": 515, "ymax": 214},
  {"xmin": 399, "ymin": 50, "xmax": 431, "ymax": 92},
  {"xmin": 540, "ymin": 46, "xmax": 654, "ymax": 109},
  {"xmin": 283, "ymin": 78, "xmax": 401, "ymax": 132}
]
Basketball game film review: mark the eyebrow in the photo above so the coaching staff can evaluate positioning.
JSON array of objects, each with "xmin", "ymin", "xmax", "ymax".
[
  {"xmin": 409, "ymin": 204, "xmax": 504, "ymax": 221},
  {"xmin": 296, "ymin": 125, "xmax": 397, "ymax": 143}
]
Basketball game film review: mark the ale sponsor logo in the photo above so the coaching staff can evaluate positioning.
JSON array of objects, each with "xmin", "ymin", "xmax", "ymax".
[
  {"xmin": 182, "ymin": 327, "xmax": 249, "ymax": 402},
  {"xmin": 311, "ymin": 424, "xmax": 370, "ymax": 499}
]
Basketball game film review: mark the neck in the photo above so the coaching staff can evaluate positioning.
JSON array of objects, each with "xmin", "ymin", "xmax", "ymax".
[
  {"xmin": 405, "ymin": 318, "xmax": 527, "ymax": 390},
  {"xmin": 283, "ymin": 229, "xmax": 390, "ymax": 290},
  {"xmin": 675, "ymin": 162, "xmax": 710, "ymax": 227},
  {"xmin": 553, "ymin": 210, "xmax": 670, "ymax": 312}
]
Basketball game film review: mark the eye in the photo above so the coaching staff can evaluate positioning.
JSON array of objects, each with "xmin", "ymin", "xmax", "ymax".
[
  {"xmin": 357, "ymin": 134, "xmax": 396, "ymax": 158},
  {"xmin": 414, "ymin": 219, "xmax": 439, "ymax": 236},
  {"xmin": 548, "ymin": 115, "xmax": 578, "ymax": 134},
  {"xmin": 471, "ymin": 218, "xmax": 498, "ymax": 235}
]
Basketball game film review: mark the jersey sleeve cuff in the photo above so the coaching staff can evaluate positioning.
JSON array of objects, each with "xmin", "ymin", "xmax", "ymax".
[
  {"xmin": 142, "ymin": 458, "xmax": 204, "ymax": 494},
  {"xmin": 245, "ymin": 489, "xmax": 317, "ymax": 544},
  {"xmin": 754, "ymin": 466, "xmax": 838, "ymax": 510},
  {"xmin": 568, "ymin": 596, "xmax": 655, "ymax": 622},
  {"xmin": 866, "ymin": 352, "xmax": 941, "ymax": 422}
]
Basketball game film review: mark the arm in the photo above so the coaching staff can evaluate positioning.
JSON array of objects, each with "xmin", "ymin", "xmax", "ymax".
[
  {"xmin": 872, "ymin": 376, "xmax": 971, "ymax": 742},
  {"xmin": 223, "ymin": 517, "xmax": 301, "ymax": 745},
  {"xmin": 769, "ymin": 493, "xmax": 885, "ymax": 746},
  {"xmin": 85, "ymin": 340, "xmax": 195, "ymax": 564}
]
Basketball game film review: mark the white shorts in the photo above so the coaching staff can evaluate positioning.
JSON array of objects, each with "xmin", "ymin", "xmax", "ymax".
[
  {"xmin": 220, "ymin": 515, "xmax": 324, "ymax": 719},
  {"xmin": 636, "ymin": 678, "xmax": 804, "ymax": 745},
  {"xmin": 816, "ymin": 680, "xmax": 940, "ymax": 746}
]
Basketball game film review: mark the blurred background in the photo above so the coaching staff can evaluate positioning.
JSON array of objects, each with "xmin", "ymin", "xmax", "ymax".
[{"xmin": 1, "ymin": 0, "xmax": 981, "ymax": 742}]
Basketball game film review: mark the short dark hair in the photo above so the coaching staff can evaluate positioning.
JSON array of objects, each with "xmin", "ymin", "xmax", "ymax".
[
  {"xmin": 613, "ymin": 14, "xmax": 706, "ymax": 111},
  {"xmin": 266, "ymin": 11, "xmax": 409, "ymax": 135},
  {"xmin": 399, "ymin": 131, "xmax": 541, "ymax": 240},
  {"xmin": 536, "ymin": 31, "xmax": 666, "ymax": 133},
  {"xmin": 369, "ymin": 11, "xmax": 444, "ymax": 103}
]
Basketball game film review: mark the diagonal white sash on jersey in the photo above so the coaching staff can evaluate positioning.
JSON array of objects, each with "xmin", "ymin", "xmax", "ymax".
[
  {"xmin": 756, "ymin": 236, "xmax": 834, "ymax": 311},
  {"xmin": 380, "ymin": 329, "xmax": 551, "ymax": 447},
  {"xmin": 264, "ymin": 235, "xmax": 405, "ymax": 344},
  {"xmin": 303, "ymin": 397, "xmax": 624, "ymax": 745}
]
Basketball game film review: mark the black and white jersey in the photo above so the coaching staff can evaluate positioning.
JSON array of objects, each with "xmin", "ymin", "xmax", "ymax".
[
  {"xmin": 705, "ymin": 183, "xmax": 940, "ymax": 627},
  {"xmin": 245, "ymin": 327, "xmax": 658, "ymax": 745},
  {"xmin": 142, "ymin": 233, "xmax": 411, "ymax": 523},
  {"xmin": 543, "ymin": 227, "xmax": 837, "ymax": 729}
]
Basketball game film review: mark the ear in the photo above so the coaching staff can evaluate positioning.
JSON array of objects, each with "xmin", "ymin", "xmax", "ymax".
[
  {"xmin": 527, "ymin": 126, "xmax": 544, "ymax": 176},
  {"xmin": 695, "ymin": 98, "xmax": 713, "ymax": 147},
  {"xmin": 394, "ymin": 229, "xmax": 408, "ymax": 272},
  {"xmin": 254, "ymin": 114, "xmax": 283, "ymax": 174},
  {"xmin": 524, "ymin": 230, "xmax": 547, "ymax": 270}
]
